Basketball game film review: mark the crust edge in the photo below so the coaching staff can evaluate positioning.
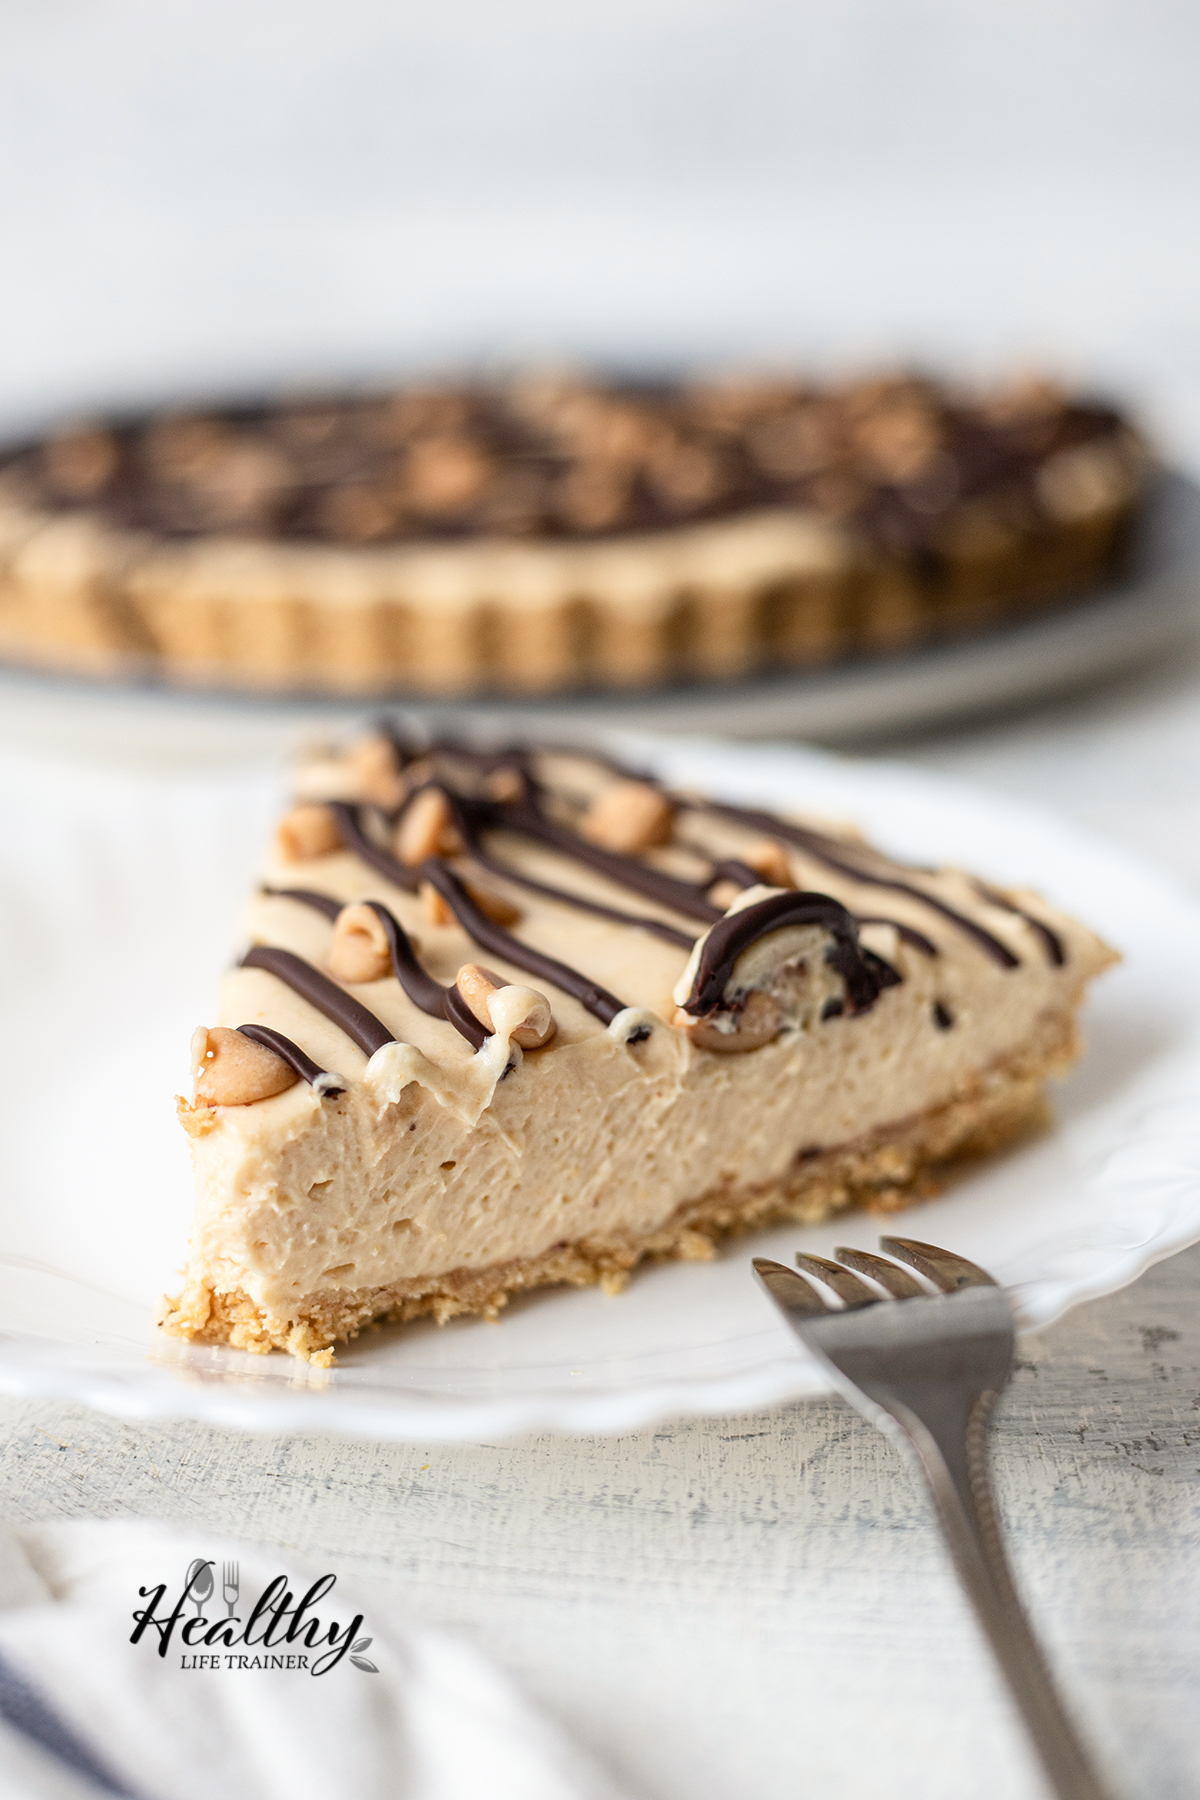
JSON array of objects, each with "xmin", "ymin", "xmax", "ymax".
[{"xmin": 0, "ymin": 452, "xmax": 1146, "ymax": 698}]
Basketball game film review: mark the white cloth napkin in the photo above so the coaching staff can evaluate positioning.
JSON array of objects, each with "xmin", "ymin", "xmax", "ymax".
[{"xmin": 0, "ymin": 1519, "xmax": 630, "ymax": 1800}]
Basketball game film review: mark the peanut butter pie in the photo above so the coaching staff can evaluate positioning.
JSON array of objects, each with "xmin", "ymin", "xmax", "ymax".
[
  {"xmin": 162, "ymin": 728, "xmax": 1116, "ymax": 1363},
  {"xmin": 0, "ymin": 372, "xmax": 1147, "ymax": 698}
]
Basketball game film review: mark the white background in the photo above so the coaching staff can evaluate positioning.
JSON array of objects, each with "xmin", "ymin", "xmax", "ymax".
[
  {"xmin": 4, "ymin": 12, "xmax": 1200, "ymax": 1796},
  {"xmin": 2, "ymin": 0, "xmax": 1200, "ymax": 463}
]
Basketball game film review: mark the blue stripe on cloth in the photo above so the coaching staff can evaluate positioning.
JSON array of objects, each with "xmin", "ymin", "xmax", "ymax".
[{"xmin": 0, "ymin": 1646, "xmax": 141, "ymax": 1796}]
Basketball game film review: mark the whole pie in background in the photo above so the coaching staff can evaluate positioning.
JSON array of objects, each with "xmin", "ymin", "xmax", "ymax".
[{"xmin": 0, "ymin": 370, "xmax": 1149, "ymax": 698}]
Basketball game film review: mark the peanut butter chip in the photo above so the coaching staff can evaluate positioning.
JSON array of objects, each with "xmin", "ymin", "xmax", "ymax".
[
  {"xmin": 708, "ymin": 879, "xmax": 743, "ymax": 913},
  {"xmin": 421, "ymin": 882, "xmax": 454, "ymax": 926},
  {"xmin": 275, "ymin": 803, "xmax": 343, "ymax": 863},
  {"xmin": 744, "ymin": 839, "xmax": 795, "ymax": 888},
  {"xmin": 394, "ymin": 788, "xmax": 462, "ymax": 865},
  {"xmin": 455, "ymin": 963, "xmax": 556, "ymax": 1049},
  {"xmin": 484, "ymin": 765, "xmax": 527, "ymax": 803},
  {"xmin": 327, "ymin": 903, "xmax": 393, "ymax": 983},
  {"xmin": 580, "ymin": 781, "xmax": 674, "ymax": 854},
  {"xmin": 465, "ymin": 884, "xmax": 521, "ymax": 926},
  {"xmin": 346, "ymin": 734, "xmax": 407, "ymax": 809},
  {"xmin": 674, "ymin": 990, "xmax": 783, "ymax": 1054},
  {"xmin": 192, "ymin": 1026, "xmax": 300, "ymax": 1106}
]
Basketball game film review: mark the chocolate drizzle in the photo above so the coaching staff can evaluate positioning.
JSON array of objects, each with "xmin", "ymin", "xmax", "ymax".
[
  {"xmin": 419, "ymin": 861, "xmax": 629, "ymax": 1027},
  {"xmin": 236, "ymin": 1023, "xmax": 345, "ymax": 1096},
  {"xmin": 684, "ymin": 893, "xmax": 886, "ymax": 1018},
  {"xmin": 261, "ymin": 885, "xmax": 343, "ymax": 921},
  {"xmin": 971, "ymin": 880, "xmax": 1065, "ymax": 967},
  {"xmin": 482, "ymin": 801, "xmax": 721, "ymax": 924},
  {"xmin": 325, "ymin": 800, "xmax": 637, "ymax": 1027},
  {"xmin": 861, "ymin": 949, "xmax": 903, "ymax": 990},
  {"xmin": 392, "ymin": 734, "xmax": 1061, "ymax": 972},
  {"xmin": 364, "ymin": 900, "xmax": 488, "ymax": 1050},
  {"xmin": 248, "ymin": 729, "xmax": 1073, "ymax": 1076},
  {"xmin": 432, "ymin": 783, "xmax": 698, "ymax": 947},
  {"xmin": 478, "ymin": 845, "xmax": 697, "ymax": 947},
  {"xmin": 328, "ymin": 802, "xmax": 420, "ymax": 895},
  {"xmin": 690, "ymin": 799, "xmax": 1023, "ymax": 969},
  {"xmin": 262, "ymin": 885, "xmax": 488, "ymax": 1049},
  {"xmin": 241, "ymin": 945, "xmax": 396, "ymax": 1057}
]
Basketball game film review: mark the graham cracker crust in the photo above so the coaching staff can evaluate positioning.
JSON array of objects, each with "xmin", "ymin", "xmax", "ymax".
[{"xmin": 160, "ymin": 1016, "xmax": 1075, "ymax": 1365}]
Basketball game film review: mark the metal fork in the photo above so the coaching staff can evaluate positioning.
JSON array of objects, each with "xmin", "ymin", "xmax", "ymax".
[
  {"xmin": 222, "ymin": 1559, "xmax": 240, "ymax": 1619},
  {"xmin": 753, "ymin": 1237, "xmax": 1114, "ymax": 1800}
]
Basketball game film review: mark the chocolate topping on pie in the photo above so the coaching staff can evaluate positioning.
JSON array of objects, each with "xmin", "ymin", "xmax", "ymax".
[
  {"xmin": 3, "ymin": 373, "xmax": 1135, "ymax": 549},
  {"xmin": 236, "ymin": 1023, "xmax": 345, "ymax": 1097},
  {"xmin": 241, "ymin": 945, "xmax": 397, "ymax": 1058}
]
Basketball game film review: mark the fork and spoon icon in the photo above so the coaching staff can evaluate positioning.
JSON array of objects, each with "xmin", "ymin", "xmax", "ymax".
[{"xmin": 184, "ymin": 1558, "xmax": 240, "ymax": 1619}]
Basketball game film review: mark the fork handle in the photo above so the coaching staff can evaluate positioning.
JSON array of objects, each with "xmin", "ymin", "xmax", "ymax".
[{"xmin": 884, "ymin": 1392, "xmax": 1116, "ymax": 1800}]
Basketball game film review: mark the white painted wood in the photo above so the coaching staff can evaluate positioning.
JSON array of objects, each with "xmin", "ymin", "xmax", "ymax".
[{"xmin": 0, "ymin": 1245, "xmax": 1197, "ymax": 1799}]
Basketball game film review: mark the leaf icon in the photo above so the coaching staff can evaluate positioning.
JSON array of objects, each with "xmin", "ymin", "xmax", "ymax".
[
  {"xmin": 352, "ymin": 1637, "xmax": 373, "ymax": 1653},
  {"xmin": 350, "ymin": 1655, "xmax": 379, "ymax": 1673}
]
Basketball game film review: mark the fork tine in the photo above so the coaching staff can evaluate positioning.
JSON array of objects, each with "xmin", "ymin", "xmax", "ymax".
[
  {"xmin": 794, "ymin": 1252, "xmax": 879, "ymax": 1308},
  {"xmin": 752, "ymin": 1258, "xmax": 836, "ymax": 1314},
  {"xmin": 833, "ymin": 1246, "xmax": 926, "ymax": 1299},
  {"xmin": 880, "ymin": 1237, "xmax": 998, "ymax": 1292}
]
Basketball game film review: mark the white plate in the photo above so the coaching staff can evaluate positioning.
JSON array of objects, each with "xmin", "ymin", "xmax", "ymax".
[
  {"xmin": 2, "ymin": 736, "xmax": 1200, "ymax": 1443},
  {"xmin": 0, "ymin": 475, "xmax": 1198, "ymax": 766}
]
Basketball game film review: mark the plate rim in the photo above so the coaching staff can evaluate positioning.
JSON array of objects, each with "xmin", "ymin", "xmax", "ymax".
[{"xmin": 3, "ymin": 735, "xmax": 1200, "ymax": 1442}]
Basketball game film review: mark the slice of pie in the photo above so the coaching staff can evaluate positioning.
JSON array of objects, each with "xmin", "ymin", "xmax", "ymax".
[
  {"xmin": 0, "ymin": 371, "xmax": 1147, "ymax": 699},
  {"xmin": 161, "ymin": 729, "xmax": 1116, "ymax": 1363}
]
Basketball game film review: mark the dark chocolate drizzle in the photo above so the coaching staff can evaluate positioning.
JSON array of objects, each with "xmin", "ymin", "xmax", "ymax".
[
  {"xmin": 477, "ymin": 845, "xmax": 697, "ymax": 948},
  {"xmin": 409, "ymin": 733, "xmax": 1057, "ymax": 971},
  {"xmin": 277, "ymin": 728, "xmax": 1067, "ymax": 1061},
  {"xmin": 483, "ymin": 801, "xmax": 721, "ymax": 924},
  {"xmin": 329, "ymin": 802, "xmax": 420, "ymax": 894},
  {"xmin": 710, "ymin": 857, "xmax": 771, "ymax": 890},
  {"xmin": 443, "ymin": 981, "xmax": 493, "ymax": 1047},
  {"xmin": 261, "ymin": 884, "xmax": 488, "ymax": 1049},
  {"xmin": 862, "ymin": 949, "xmax": 903, "ymax": 990},
  {"xmin": 971, "ymin": 880, "xmax": 1066, "ymax": 967},
  {"xmin": 236, "ymin": 1023, "xmax": 345, "ymax": 1096},
  {"xmin": 419, "ymin": 861, "xmax": 629, "ymax": 1027},
  {"xmin": 435, "ymin": 784, "xmax": 698, "ymax": 947},
  {"xmin": 684, "ymin": 892, "xmax": 886, "ymax": 1018},
  {"xmin": 364, "ymin": 900, "xmax": 489, "ymax": 1050},
  {"xmin": 261, "ymin": 884, "xmax": 342, "ymax": 921},
  {"xmin": 326, "ymin": 800, "xmax": 637, "ymax": 1027},
  {"xmin": 677, "ymin": 798, "xmax": 1023, "ymax": 969},
  {"xmin": 241, "ymin": 945, "xmax": 395, "ymax": 1058}
]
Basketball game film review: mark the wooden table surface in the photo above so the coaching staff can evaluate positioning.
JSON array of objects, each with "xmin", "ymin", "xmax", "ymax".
[{"xmin": 4, "ymin": 639, "xmax": 1200, "ymax": 1800}]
